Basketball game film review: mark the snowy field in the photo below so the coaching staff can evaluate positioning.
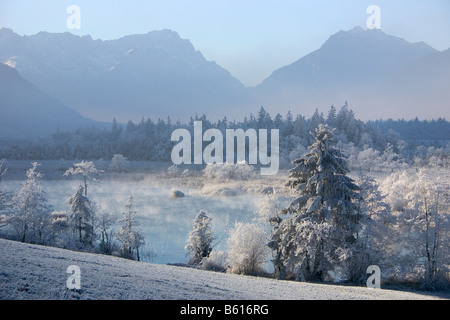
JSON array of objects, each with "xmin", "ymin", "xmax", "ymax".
[{"xmin": 0, "ymin": 238, "xmax": 447, "ymax": 300}]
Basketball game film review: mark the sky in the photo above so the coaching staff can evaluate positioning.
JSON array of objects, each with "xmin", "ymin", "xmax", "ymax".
[{"xmin": 1, "ymin": 0, "xmax": 449, "ymax": 86}]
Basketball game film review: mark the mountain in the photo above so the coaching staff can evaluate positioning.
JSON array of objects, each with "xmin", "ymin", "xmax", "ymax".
[
  {"xmin": 1, "ymin": 26, "xmax": 448, "ymax": 126},
  {"xmin": 0, "ymin": 63, "xmax": 96, "ymax": 138},
  {"xmin": 252, "ymin": 27, "xmax": 447, "ymax": 120},
  {"xmin": 383, "ymin": 47, "xmax": 450, "ymax": 117},
  {"xmin": 0, "ymin": 28, "xmax": 248, "ymax": 123}
]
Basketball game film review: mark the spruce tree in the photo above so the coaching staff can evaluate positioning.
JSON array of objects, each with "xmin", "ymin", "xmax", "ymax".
[
  {"xmin": 269, "ymin": 124, "xmax": 361, "ymax": 281},
  {"xmin": 116, "ymin": 195, "xmax": 145, "ymax": 261},
  {"xmin": 66, "ymin": 185, "xmax": 94, "ymax": 246},
  {"xmin": 12, "ymin": 162, "xmax": 50, "ymax": 244},
  {"xmin": 185, "ymin": 210, "xmax": 214, "ymax": 266}
]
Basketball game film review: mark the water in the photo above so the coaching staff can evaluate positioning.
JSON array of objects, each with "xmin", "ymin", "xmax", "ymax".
[{"xmin": 3, "ymin": 179, "xmax": 262, "ymax": 265}]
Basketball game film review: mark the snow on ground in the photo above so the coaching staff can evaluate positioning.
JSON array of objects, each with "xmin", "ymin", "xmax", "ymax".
[{"xmin": 0, "ymin": 239, "xmax": 446, "ymax": 300}]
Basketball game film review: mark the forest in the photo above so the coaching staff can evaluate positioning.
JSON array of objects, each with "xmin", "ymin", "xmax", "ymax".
[{"xmin": 0, "ymin": 103, "xmax": 449, "ymax": 168}]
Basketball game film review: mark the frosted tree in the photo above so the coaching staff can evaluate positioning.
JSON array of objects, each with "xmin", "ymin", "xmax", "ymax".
[
  {"xmin": 269, "ymin": 124, "xmax": 362, "ymax": 282},
  {"xmin": 348, "ymin": 173, "xmax": 393, "ymax": 283},
  {"xmin": 0, "ymin": 159, "xmax": 12, "ymax": 229},
  {"xmin": 96, "ymin": 210, "xmax": 117, "ymax": 255},
  {"xmin": 66, "ymin": 185, "xmax": 94, "ymax": 246},
  {"xmin": 257, "ymin": 192, "xmax": 282, "ymax": 225},
  {"xmin": 48, "ymin": 211, "xmax": 70, "ymax": 247},
  {"xmin": 200, "ymin": 250, "xmax": 228, "ymax": 272},
  {"xmin": 0, "ymin": 159, "xmax": 11, "ymax": 228},
  {"xmin": 109, "ymin": 154, "xmax": 129, "ymax": 173},
  {"xmin": 381, "ymin": 143, "xmax": 397, "ymax": 171},
  {"xmin": 226, "ymin": 222, "xmax": 269, "ymax": 275},
  {"xmin": 356, "ymin": 146, "xmax": 382, "ymax": 173},
  {"xmin": 0, "ymin": 159, "xmax": 7, "ymax": 184},
  {"xmin": 0, "ymin": 191, "xmax": 13, "ymax": 232},
  {"xmin": 256, "ymin": 191, "xmax": 284, "ymax": 243},
  {"xmin": 11, "ymin": 162, "xmax": 51, "ymax": 244},
  {"xmin": 64, "ymin": 160, "xmax": 101, "ymax": 197},
  {"xmin": 203, "ymin": 161, "xmax": 254, "ymax": 181},
  {"xmin": 116, "ymin": 196, "xmax": 145, "ymax": 261},
  {"xmin": 185, "ymin": 210, "xmax": 214, "ymax": 266},
  {"xmin": 380, "ymin": 169, "xmax": 449, "ymax": 288}
]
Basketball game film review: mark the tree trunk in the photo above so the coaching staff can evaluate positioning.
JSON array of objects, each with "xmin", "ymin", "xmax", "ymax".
[{"xmin": 21, "ymin": 222, "xmax": 27, "ymax": 242}]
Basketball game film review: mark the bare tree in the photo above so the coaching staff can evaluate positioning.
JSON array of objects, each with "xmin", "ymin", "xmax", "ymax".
[{"xmin": 96, "ymin": 211, "xmax": 117, "ymax": 255}]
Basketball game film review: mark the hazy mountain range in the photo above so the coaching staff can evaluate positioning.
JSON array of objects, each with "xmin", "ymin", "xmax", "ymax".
[
  {"xmin": 0, "ymin": 28, "xmax": 247, "ymax": 124},
  {"xmin": 0, "ymin": 26, "xmax": 449, "ymax": 137},
  {"xmin": 0, "ymin": 62, "xmax": 97, "ymax": 137},
  {"xmin": 252, "ymin": 27, "xmax": 449, "ymax": 121}
]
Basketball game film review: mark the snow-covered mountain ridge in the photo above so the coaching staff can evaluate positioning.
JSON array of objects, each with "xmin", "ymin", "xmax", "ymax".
[{"xmin": 0, "ymin": 239, "xmax": 446, "ymax": 300}]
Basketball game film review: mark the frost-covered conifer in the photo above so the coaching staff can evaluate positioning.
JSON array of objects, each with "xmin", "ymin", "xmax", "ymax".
[
  {"xmin": 185, "ymin": 210, "xmax": 214, "ymax": 266},
  {"xmin": 116, "ymin": 196, "xmax": 145, "ymax": 261},
  {"xmin": 269, "ymin": 124, "xmax": 361, "ymax": 282},
  {"xmin": 0, "ymin": 159, "xmax": 7, "ymax": 184},
  {"xmin": 109, "ymin": 154, "xmax": 129, "ymax": 173},
  {"xmin": 66, "ymin": 185, "xmax": 94, "ymax": 246},
  {"xmin": 11, "ymin": 162, "xmax": 51, "ymax": 244}
]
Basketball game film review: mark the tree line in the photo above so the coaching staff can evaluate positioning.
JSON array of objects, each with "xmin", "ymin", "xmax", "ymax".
[{"xmin": 1, "ymin": 103, "xmax": 448, "ymax": 169}]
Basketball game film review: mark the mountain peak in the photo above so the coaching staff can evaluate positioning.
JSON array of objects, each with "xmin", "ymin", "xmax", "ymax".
[
  {"xmin": 0, "ymin": 27, "xmax": 14, "ymax": 34},
  {"xmin": 148, "ymin": 28, "xmax": 180, "ymax": 37},
  {"xmin": 120, "ymin": 29, "xmax": 182, "ymax": 41},
  {"xmin": 320, "ymin": 26, "xmax": 437, "ymax": 57},
  {"xmin": 255, "ymin": 25, "xmax": 447, "ymax": 120},
  {"xmin": 0, "ymin": 27, "xmax": 20, "ymax": 40},
  {"xmin": 347, "ymin": 26, "xmax": 366, "ymax": 33},
  {"xmin": 330, "ymin": 26, "xmax": 387, "ymax": 41}
]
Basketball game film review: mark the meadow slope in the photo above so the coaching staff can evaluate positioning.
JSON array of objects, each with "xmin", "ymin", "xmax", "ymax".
[{"xmin": 0, "ymin": 239, "xmax": 447, "ymax": 300}]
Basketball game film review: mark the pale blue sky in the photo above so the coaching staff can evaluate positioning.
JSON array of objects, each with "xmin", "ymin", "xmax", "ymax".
[{"xmin": 1, "ymin": 0, "xmax": 449, "ymax": 86}]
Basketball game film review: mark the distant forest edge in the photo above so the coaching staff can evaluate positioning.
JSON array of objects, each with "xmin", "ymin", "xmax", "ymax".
[{"xmin": 1, "ymin": 103, "xmax": 449, "ymax": 168}]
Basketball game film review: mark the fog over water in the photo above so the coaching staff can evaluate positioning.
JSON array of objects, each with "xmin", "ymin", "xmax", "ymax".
[{"xmin": 2, "ymin": 178, "xmax": 278, "ymax": 265}]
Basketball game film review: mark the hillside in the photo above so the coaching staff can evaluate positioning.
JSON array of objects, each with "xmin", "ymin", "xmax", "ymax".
[
  {"xmin": 0, "ymin": 63, "xmax": 98, "ymax": 138},
  {"xmin": 0, "ymin": 238, "xmax": 446, "ymax": 301}
]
